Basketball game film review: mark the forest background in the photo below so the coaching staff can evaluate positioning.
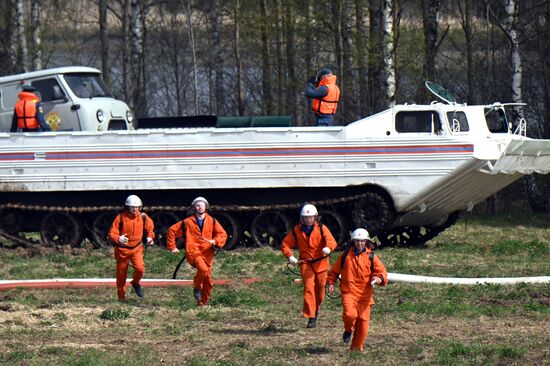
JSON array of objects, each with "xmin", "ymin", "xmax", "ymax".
[{"xmin": 1, "ymin": 0, "xmax": 550, "ymax": 213}]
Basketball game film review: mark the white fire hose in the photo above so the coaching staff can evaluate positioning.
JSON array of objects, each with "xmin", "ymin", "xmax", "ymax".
[{"xmin": 387, "ymin": 273, "xmax": 550, "ymax": 285}]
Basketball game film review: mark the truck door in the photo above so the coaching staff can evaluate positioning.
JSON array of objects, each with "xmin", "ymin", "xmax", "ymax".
[{"xmin": 31, "ymin": 78, "xmax": 82, "ymax": 131}]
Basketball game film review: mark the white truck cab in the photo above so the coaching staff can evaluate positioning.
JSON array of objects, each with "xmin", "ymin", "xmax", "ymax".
[{"xmin": 0, "ymin": 66, "xmax": 134, "ymax": 132}]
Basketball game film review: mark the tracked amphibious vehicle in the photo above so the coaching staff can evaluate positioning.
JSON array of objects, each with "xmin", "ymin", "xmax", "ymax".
[{"xmin": 1, "ymin": 82, "xmax": 549, "ymax": 248}]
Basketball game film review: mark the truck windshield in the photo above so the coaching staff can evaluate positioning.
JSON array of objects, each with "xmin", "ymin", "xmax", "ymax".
[{"xmin": 63, "ymin": 73, "xmax": 113, "ymax": 99}]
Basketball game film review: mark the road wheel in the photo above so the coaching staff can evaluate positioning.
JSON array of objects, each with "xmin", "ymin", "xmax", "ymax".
[
  {"xmin": 215, "ymin": 212, "xmax": 240, "ymax": 250},
  {"xmin": 318, "ymin": 209, "xmax": 347, "ymax": 249},
  {"xmin": 40, "ymin": 212, "xmax": 82, "ymax": 247},
  {"xmin": 352, "ymin": 191, "xmax": 395, "ymax": 236},
  {"xmin": 251, "ymin": 211, "xmax": 292, "ymax": 248},
  {"xmin": 150, "ymin": 211, "xmax": 180, "ymax": 247}
]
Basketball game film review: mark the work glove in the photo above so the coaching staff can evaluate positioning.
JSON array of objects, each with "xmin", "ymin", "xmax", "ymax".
[
  {"xmin": 322, "ymin": 247, "xmax": 331, "ymax": 256},
  {"xmin": 327, "ymin": 284, "xmax": 334, "ymax": 295},
  {"xmin": 119, "ymin": 234, "xmax": 129, "ymax": 245},
  {"xmin": 146, "ymin": 237, "xmax": 154, "ymax": 245},
  {"xmin": 308, "ymin": 74, "xmax": 318, "ymax": 85},
  {"xmin": 288, "ymin": 256, "xmax": 298, "ymax": 265},
  {"xmin": 171, "ymin": 248, "xmax": 180, "ymax": 254},
  {"xmin": 371, "ymin": 277, "xmax": 382, "ymax": 286}
]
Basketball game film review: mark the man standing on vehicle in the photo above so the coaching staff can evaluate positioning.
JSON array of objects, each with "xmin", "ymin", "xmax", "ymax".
[
  {"xmin": 281, "ymin": 204, "xmax": 338, "ymax": 328},
  {"xmin": 167, "ymin": 197, "xmax": 227, "ymax": 306},
  {"xmin": 10, "ymin": 85, "xmax": 51, "ymax": 132},
  {"xmin": 108, "ymin": 195, "xmax": 155, "ymax": 302},
  {"xmin": 327, "ymin": 228, "xmax": 388, "ymax": 352},
  {"xmin": 305, "ymin": 68, "xmax": 340, "ymax": 126}
]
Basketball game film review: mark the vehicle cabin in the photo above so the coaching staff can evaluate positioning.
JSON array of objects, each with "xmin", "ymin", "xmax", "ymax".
[{"xmin": 0, "ymin": 66, "xmax": 133, "ymax": 132}]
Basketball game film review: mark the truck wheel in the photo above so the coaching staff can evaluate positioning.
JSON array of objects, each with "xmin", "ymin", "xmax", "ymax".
[
  {"xmin": 352, "ymin": 192, "xmax": 395, "ymax": 235},
  {"xmin": 40, "ymin": 212, "xmax": 82, "ymax": 247},
  {"xmin": 251, "ymin": 211, "xmax": 291, "ymax": 248}
]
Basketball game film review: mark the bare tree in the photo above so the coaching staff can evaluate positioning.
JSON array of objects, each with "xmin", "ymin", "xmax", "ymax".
[
  {"xmin": 355, "ymin": 0, "xmax": 369, "ymax": 117},
  {"xmin": 285, "ymin": 1, "xmax": 298, "ymax": 121},
  {"xmin": 274, "ymin": 0, "xmax": 286, "ymax": 115},
  {"xmin": 234, "ymin": 0, "xmax": 245, "ymax": 115},
  {"xmin": 99, "ymin": 0, "xmax": 110, "ymax": 87},
  {"xmin": 368, "ymin": 0, "xmax": 383, "ymax": 113},
  {"xmin": 129, "ymin": 0, "xmax": 147, "ymax": 116},
  {"xmin": 332, "ymin": 0, "xmax": 343, "ymax": 75},
  {"xmin": 260, "ymin": 0, "xmax": 273, "ymax": 115},
  {"xmin": 341, "ymin": 0, "xmax": 356, "ymax": 121},
  {"xmin": 498, "ymin": 0, "xmax": 547, "ymax": 212},
  {"xmin": 0, "ymin": 0, "xmax": 17, "ymax": 75},
  {"xmin": 304, "ymin": 0, "xmax": 317, "ymax": 78},
  {"xmin": 30, "ymin": 0, "xmax": 41, "ymax": 70},
  {"xmin": 208, "ymin": 0, "xmax": 224, "ymax": 115},
  {"xmin": 382, "ymin": 0, "xmax": 396, "ymax": 107},
  {"xmin": 15, "ymin": 0, "xmax": 27, "ymax": 72},
  {"xmin": 186, "ymin": 0, "xmax": 199, "ymax": 115}
]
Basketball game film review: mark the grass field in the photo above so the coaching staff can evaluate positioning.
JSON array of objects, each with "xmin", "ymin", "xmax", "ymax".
[{"xmin": 1, "ymin": 214, "xmax": 549, "ymax": 365}]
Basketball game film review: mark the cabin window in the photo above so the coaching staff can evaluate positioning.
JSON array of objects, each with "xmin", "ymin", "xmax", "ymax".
[
  {"xmin": 395, "ymin": 111, "xmax": 441, "ymax": 133},
  {"xmin": 446, "ymin": 111, "xmax": 469, "ymax": 132},
  {"xmin": 31, "ymin": 78, "xmax": 66, "ymax": 102},
  {"xmin": 484, "ymin": 107, "xmax": 508, "ymax": 133}
]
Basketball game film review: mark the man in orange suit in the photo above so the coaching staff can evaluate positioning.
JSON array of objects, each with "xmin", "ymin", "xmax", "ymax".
[
  {"xmin": 327, "ymin": 228, "xmax": 388, "ymax": 352},
  {"xmin": 167, "ymin": 197, "xmax": 227, "ymax": 305},
  {"xmin": 281, "ymin": 204, "xmax": 337, "ymax": 328},
  {"xmin": 108, "ymin": 195, "xmax": 154, "ymax": 301}
]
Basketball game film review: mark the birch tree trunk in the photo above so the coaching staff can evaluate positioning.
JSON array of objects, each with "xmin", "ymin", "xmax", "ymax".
[
  {"xmin": 341, "ymin": 0, "xmax": 356, "ymax": 122},
  {"xmin": 501, "ymin": 0, "xmax": 547, "ymax": 212},
  {"xmin": 186, "ymin": 0, "xmax": 199, "ymax": 115},
  {"xmin": 260, "ymin": 0, "xmax": 273, "ymax": 115},
  {"xmin": 382, "ymin": 0, "xmax": 396, "ymax": 108},
  {"xmin": 30, "ymin": 0, "xmax": 41, "ymax": 70},
  {"xmin": 15, "ymin": 0, "xmax": 28, "ymax": 72},
  {"xmin": 234, "ymin": 0, "xmax": 245, "ymax": 115},
  {"xmin": 355, "ymin": 0, "xmax": 369, "ymax": 117},
  {"xmin": 99, "ymin": 0, "xmax": 110, "ymax": 87},
  {"xmin": 209, "ymin": 0, "xmax": 224, "ymax": 115}
]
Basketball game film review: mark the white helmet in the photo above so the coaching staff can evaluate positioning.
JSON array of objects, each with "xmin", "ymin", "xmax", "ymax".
[
  {"xmin": 125, "ymin": 195, "xmax": 142, "ymax": 207},
  {"xmin": 300, "ymin": 204, "xmax": 318, "ymax": 217},
  {"xmin": 191, "ymin": 196, "xmax": 209, "ymax": 209},
  {"xmin": 351, "ymin": 228, "xmax": 370, "ymax": 240}
]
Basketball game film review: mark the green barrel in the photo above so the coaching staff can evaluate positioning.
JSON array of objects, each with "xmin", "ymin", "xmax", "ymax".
[
  {"xmin": 216, "ymin": 116, "xmax": 251, "ymax": 128},
  {"xmin": 250, "ymin": 115, "xmax": 293, "ymax": 127}
]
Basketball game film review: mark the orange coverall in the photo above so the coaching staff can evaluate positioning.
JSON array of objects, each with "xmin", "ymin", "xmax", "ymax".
[
  {"xmin": 108, "ymin": 211, "xmax": 155, "ymax": 300},
  {"xmin": 167, "ymin": 214, "xmax": 227, "ymax": 305},
  {"xmin": 327, "ymin": 247, "xmax": 388, "ymax": 352},
  {"xmin": 281, "ymin": 223, "xmax": 337, "ymax": 318}
]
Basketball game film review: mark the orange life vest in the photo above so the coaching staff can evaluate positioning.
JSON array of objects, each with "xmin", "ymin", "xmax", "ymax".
[
  {"xmin": 311, "ymin": 75, "xmax": 340, "ymax": 115},
  {"xmin": 15, "ymin": 92, "xmax": 40, "ymax": 130}
]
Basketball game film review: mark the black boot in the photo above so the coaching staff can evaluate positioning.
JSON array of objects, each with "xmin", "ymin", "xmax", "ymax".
[
  {"xmin": 132, "ymin": 282, "xmax": 144, "ymax": 298},
  {"xmin": 343, "ymin": 331, "xmax": 352, "ymax": 343},
  {"xmin": 193, "ymin": 288, "xmax": 202, "ymax": 301},
  {"xmin": 306, "ymin": 318, "xmax": 317, "ymax": 328}
]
